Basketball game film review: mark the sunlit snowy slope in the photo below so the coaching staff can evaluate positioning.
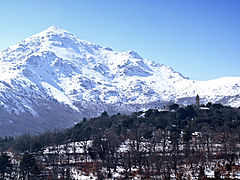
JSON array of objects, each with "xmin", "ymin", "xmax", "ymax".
[{"xmin": 0, "ymin": 26, "xmax": 240, "ymax": 136}]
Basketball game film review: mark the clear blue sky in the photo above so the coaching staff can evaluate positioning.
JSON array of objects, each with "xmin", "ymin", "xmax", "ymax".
[{"xmin": 0, "ymin": 0, "xmax": 239, "ymax": 80}]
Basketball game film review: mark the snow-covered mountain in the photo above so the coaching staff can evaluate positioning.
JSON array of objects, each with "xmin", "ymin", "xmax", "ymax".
[{"xmin": 0, "ymin": 26, "xmax": 240, "ymax": 136}]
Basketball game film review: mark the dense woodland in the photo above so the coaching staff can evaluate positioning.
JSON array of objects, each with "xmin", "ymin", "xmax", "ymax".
[{"xmin": 0, "ymin": 103, "xmax": 240, "ymax": 179}]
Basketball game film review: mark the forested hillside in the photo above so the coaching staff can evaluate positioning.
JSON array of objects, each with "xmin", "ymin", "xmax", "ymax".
[{"xmin": 1, "ymin": 103, "xmax": 240, "ymax": 179}]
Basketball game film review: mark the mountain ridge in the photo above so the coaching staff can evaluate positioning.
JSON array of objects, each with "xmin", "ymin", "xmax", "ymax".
[{"xmin": 0, "ymin": 26, "xmax": 240, "ymax": 136}]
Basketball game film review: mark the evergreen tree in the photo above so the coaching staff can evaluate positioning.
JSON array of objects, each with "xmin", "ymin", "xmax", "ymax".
[
  {"xmin": 20, "ymin": 153, "xmax": 40, "ymax": 179},
  {"xmin": 0, "ymin": 153, "xmax": 12, "ymax": 179}
]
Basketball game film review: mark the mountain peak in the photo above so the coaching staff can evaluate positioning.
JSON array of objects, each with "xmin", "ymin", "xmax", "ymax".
[
  {"xmin": 34, "ymin": 26, "xmax": 71, "ymax": 37},
  {"xmin": 43, "ymin": 26, "xmax": 71, "ymax": 34},
  {"xmin": 1, "ymin": 27, "xmax": 240, "ymax": 136},
  {"xmin": 1, "ymin": 28, "xmax": 240, "ymax": 112},
  {"xmin": 46, "ymin": 26, "xmax": 61, "ymax": 31},
  {"xmin": 30, "ymin": 26, "xmax": 100, "ymax": 49},
  {"xmin": 23, "ymin": 26, "xmax": 75, "ymax": 43}
]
